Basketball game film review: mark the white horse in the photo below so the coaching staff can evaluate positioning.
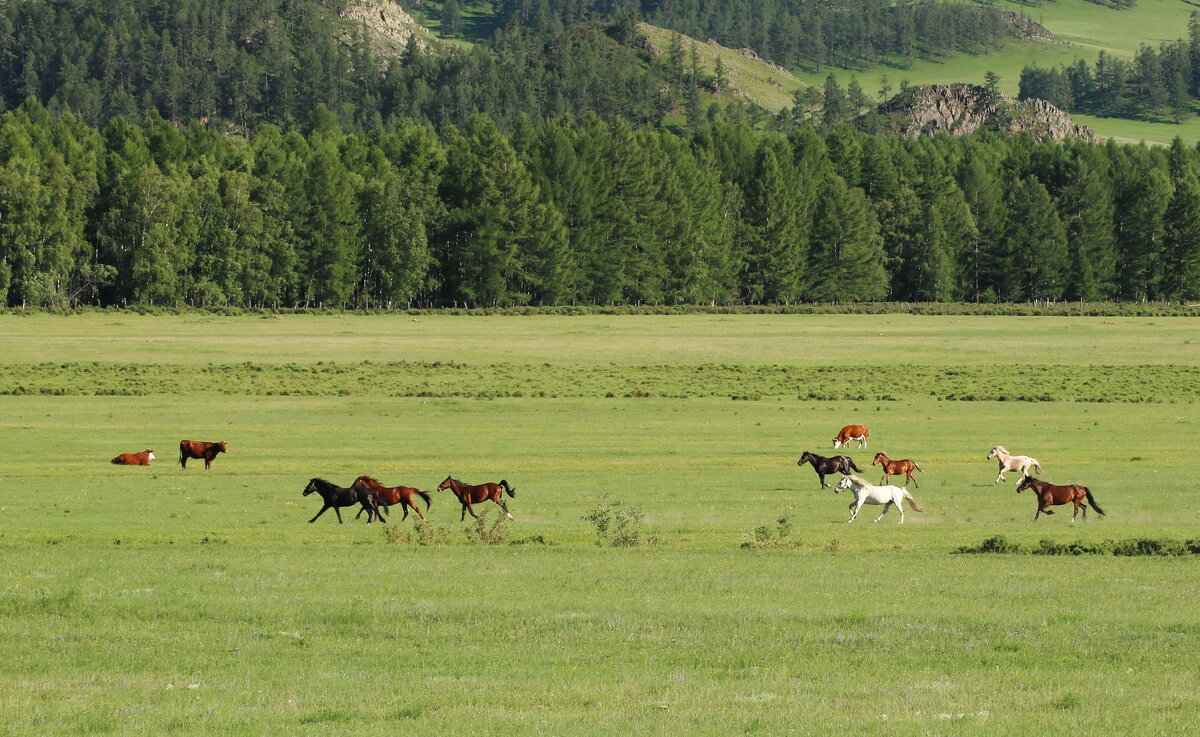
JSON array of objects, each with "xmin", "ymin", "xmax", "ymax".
[
  {"xmin": 834, "ymin": 474, "xmax": 923, "ymax": 524},
  {"xmin": 987, "ymin": 445, "xmax": 1043, "ymax": 486}
]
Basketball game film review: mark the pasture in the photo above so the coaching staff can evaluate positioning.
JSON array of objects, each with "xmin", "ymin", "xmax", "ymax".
[{"xmin": 1, "ymin": 313, "xmax": 1199, "ymax": 735}]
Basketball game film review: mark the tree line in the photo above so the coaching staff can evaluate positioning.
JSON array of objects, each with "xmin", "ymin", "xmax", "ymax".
[
  {"xmin": 1019, "ymin": 12, "xmax": 1200, "ymax": 122},
  {"xmin": 3, "ymin": 98, "xmax": 1200, "ymax": 309},
  {"xmin": 496, "ymin": 0, "xmax": 1014, "ymax": 72}
]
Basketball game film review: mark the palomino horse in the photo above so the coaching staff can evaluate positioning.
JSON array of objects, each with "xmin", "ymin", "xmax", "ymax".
[
  {"xmin": 1016, "ymin": 476, "xmax": 1105, "ymax": 522},
  {"xmin": 353, "ymin": 475, "xmax": 432, "ymax": 521},
  {"xmin": 872, "ymin": 452, "xmax": 923, "ymax": 488},
  {"xmin": 437, "ymin": 476, "xmax": 516, "ymax": 521},
  {"xmin": 987, "ymin": 445, "xmax": 1043, "ymax": 486},
  {"xmin": 834, "ymin": 474, "xmax": 923, "ymax": 524},
  {"xmin": 303, "ymin": 478, "xmax": 385, "ymax": 524},
  {"xmin": 797, "ymin": 451, "xmax": 862, "ymax": 489}
]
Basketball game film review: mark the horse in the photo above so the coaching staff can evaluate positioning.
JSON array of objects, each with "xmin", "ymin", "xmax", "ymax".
[
  {"xmin": 872, "ymin": 452, "xmax": 923, "ymax": 488},
  {"xmin": 437, "ymin": 476, "xmax": 516, "ymax": 521},
  {"xmin": 352, "ymin": 475, "xmax": 432, "ymax": 521},
  {"xmin": 987, "ymin": 445, "xmax": 1043, "ymax": 486},
  {"xmin": 1016, "ymin": 476, "xmax": 1105, "ymax": 522},
  {"xmin": 833, "ymin": 424, "xmax": 869, "ymax": 449},
  {"xmin": 797, "ymin": 451, "xmax": 862, "ymax": 489},
  {"xmin": 302, "ymin": 478, "xmax": 386, "ymax": 524},
  {"xmin": 834, "ymin": 474, "xmax": 923, "ymax": 524}
]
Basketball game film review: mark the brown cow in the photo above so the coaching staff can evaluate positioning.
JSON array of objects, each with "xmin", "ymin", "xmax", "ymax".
[
  {"xmin": 111, "ymin": 449, "xmax": 155, "ymax": 466},
  {"xmin": 180, "ymin": 440, "xmax": 228, "ymax": 470},
  {"xmin": 833, "ymin": 424, "xmax": 869, "ymax": 449}
]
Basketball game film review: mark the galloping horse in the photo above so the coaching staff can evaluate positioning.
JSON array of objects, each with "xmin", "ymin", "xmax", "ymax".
[
  {"xmin": 303, "ymin": 478, "xmax": 386, "ymax": 524},
  {"xmin": 437, "ymin": 476, "xmax": 516, "ymax": 521},
  {"xmin": 352, "ymin": 475, "xmax": 432, "ymax": 521},
  {"xmin": 872, "ymin": 452, "xmax": 923, "ymax": 488},
  {"xmin": 1016, "ymin": 476, "xmax": 1105, "ymax": 522},
  {"xmin": 987, "ymin": 445, "xmax": 1043, "ymax": 486},
  {"xmin": 797, "ymin": 451, "xmax": 862, "ymax": 489},
  {"xmin": 834, "ymin": 474, "xmax": 924, "ymax": 524}
]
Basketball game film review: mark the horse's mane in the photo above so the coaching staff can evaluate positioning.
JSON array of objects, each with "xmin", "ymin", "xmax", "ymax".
[
  {"xmin": 992, "ymin": 445, "xmax": 1007, "ymax": 454},
  {"xmin": 356, "ymin": 475, "xmax": 380, "ymax": 485},
  {"xmin": 842, "ymin": 474, "xmax": 870, "ymax": 485}
]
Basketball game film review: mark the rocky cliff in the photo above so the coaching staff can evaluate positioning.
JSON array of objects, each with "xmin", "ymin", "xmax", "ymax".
[{"xmin": 876, "ymin": 84, "xmax": 1100, "ymax": 143}]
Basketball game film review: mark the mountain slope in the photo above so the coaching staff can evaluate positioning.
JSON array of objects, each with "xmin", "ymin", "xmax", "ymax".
[{"xmin": 635, "ymin": 23, "xmax": 807, "ymax": 113}]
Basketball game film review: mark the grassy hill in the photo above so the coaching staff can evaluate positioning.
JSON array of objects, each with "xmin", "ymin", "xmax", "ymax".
[
  {"xmin": 635, "ymin": 23, "xmax": 809, "ymax": 113},
  {"xmin": 791, "ymin": 0, "xmax": 1200, "ymax": 144}
]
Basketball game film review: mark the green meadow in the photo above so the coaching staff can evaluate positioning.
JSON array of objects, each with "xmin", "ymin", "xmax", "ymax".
[{"xmin": 1, "ymin": 313, "xmax": 1198, "ymax": 735}]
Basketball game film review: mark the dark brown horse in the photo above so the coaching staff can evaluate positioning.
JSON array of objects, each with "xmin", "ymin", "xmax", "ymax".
[
  {"xmin": 437, "ymin": 476, "xmax": 516, "ymax": 521},
  {"xmin": 872, "ymin": 452, "xmax": 923, "ymax": 488},
  {"xmin": 1017, "ymin": 476, "xmax": 1105, "ymax": 522},
  {"xmin": 797, "ymin": 451, "xmax": 862, "ymax": 489},
  {"xmin": 303, "ymin": 478, "xmax": 386, "ymax": 524},
  {"xmin": 353, "ymin": 475, "xmax": 432, "ymax": 521}
]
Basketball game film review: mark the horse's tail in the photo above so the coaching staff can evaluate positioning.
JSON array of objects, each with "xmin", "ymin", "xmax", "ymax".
[
  {"xmin": 848, "ymin": 458, "xmax": 862, "ymax": 472},
  {"xmin": 179, "ymin": 441, "xmax": 187, "ymax": 468},
  {"xmin": 904, "ymin": 491, "xmax": 924, "ymax": 513},
  {"xmin": 914, "ymin": 462, "xmax": 924, "ymax": 473},
  {"xmin": 1033, "ymin": 460, "xmax": 1044, "ymax": 474},
  {"xmin": 500, "ymin": 480, "xmax": 516, "ymax": 498},
  {"xmin": 1085, "ymin": 487, "xmax": 1105, "ymax": 516},
  {"xmin": 416, "ymin": 490, "xmax": 433, "ymax": 509}
]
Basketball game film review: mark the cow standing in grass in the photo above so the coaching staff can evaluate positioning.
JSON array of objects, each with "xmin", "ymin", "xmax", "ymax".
[{"xmin": 180, "ymin": 440, "xmax": 227, "ymax": 470}]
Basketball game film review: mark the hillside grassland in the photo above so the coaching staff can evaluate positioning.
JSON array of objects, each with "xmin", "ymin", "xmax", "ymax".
[
  {"xmin": 1, "ymin": 313, "xmax": 1198, "ymax": 735},
  {"xmin": 796, "ymin": 0, "xmax": 1200, "ymax": 143}
]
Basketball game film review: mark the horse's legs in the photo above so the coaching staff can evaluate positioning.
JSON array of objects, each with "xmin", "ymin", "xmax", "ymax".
[
  {"xmin": 498, "ymin": 497, "xmax": 514, "ymax": 521},
  {"xmin": 908, "ymin": 471, "xmax": 919, "ymax": 489},
  {"xmin": 819, "ymin": 472, "xmax": 827, "ymax": 489},
  {"xmin": 309, "ymin": 505, "xmax": 331, "ymax": 523},
  {"xmin": 848, "ymin": 499, "xmax": 863, "ymax": 523},
  {"xmin": 874, "ymin": 502, "xmax": 892, "ymax": 523}
]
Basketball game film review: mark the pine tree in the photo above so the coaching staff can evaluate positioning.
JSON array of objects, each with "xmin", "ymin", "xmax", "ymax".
[
  {"xmin": 1159, "ymin": 177, "xmax": 1200, "ymax": 301},
  {"xmin": 1005, "ymin": 177, "xmax": 1069, "ymax": 301},
  {"xmin": 807, "ymin": 172, "xmax": 887, "ymax": 302}
]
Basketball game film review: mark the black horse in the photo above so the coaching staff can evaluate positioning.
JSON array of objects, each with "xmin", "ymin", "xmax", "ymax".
[
  {"xmin": 303, "ymin": 478, "xmax": 386, "ymax": 524},
  {"xmin": 797, "ymin": 451, "xmax": 862, "ymax": 489}
]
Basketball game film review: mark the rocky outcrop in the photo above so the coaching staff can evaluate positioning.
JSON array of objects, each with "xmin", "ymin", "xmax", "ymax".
[
  {"xmin": 339, "ymin": 1, "xmax": 440, "ymax": 59},
  {"xmin": 876, "ymin": 83, "xmax": 1101, "ymax": 143},
  {"xmin": 1001, "ymin": 11, "xmax": 1063, "ymax": 44}
]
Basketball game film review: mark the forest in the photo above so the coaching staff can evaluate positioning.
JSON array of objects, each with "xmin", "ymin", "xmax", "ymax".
[{"xmin": 3, "ymin": 97, "xmax": 1200, "ymax": 309}]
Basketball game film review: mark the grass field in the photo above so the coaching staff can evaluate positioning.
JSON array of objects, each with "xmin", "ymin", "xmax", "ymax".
[{"xmin": 1, "ymin": 313, "xmax": 1198, "ymax": 735}]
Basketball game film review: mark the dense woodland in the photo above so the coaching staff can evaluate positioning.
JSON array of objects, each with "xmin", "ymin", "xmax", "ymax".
[
  {"xmin": 502, "ymin": 0, "xmax": 1013, "ymax": 71},
  {"xmin": 3, "ymin": 98, "xmax": 1200, "ymax": 309},
  {"xmin": 1, "ymin": 1, "xmax": 1200, "ymax": 308}
]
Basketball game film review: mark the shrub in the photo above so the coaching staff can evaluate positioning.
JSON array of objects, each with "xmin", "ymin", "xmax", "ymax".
[
  {"xmin": 463, "ymin": 512, "xmax": 510, "ymax": 545},
  {"xmin": 741, "ymin": 515, "xmax": 801, "ymax": 550},
  {"xmin": 582, "ymin": 497, "xmax": 654, "ymax": 547},
  {"xmin": 955, "ymin": 536, "xmax": 1024, "ymax": 554}
]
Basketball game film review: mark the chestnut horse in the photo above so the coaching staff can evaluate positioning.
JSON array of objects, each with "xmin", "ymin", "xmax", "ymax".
[
  {"xmin": 353, "ymin": 475, "xmax": 432, "ymax": 521},
  {"xmin": 303, "ymin": 478, "xmax": 386, "ymax": 524},
  {"xmin": 797, "ymin": 451, "xmax": 862, "ymax": 489},
  {"xmin": 437, "ymin": 476, "xmax": 516, "ymax": 521},
  {"xmin": 1016, "ymin": 476, "xmax": 1105, "ymax": 522},
  {"xmin": 872, "ymin": 452, "xmax": 923, "ymax": 488}
]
